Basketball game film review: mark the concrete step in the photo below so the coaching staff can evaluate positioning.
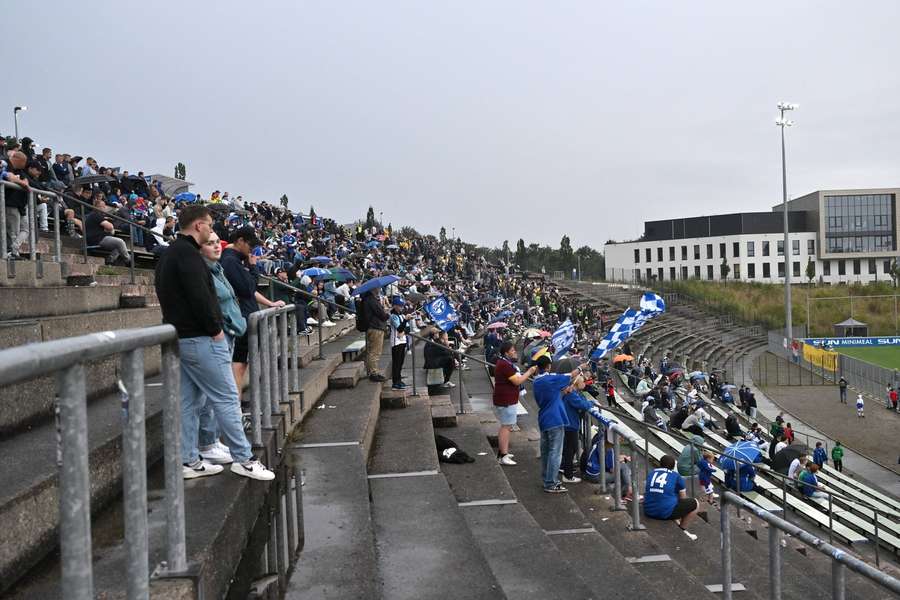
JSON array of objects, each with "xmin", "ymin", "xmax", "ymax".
[
  {"xmin": 327, "ymin": 360, "xmax": 366, "ymax": 389},
  {"xmin": 429, "ymin": 394, "xmax": 458, "ymax": 428},
  {"xmin": 367, "ymin": 396, "xmax": 505, "ymax": 600},
  {"xmin": 0, "ymin": 307, "xmax": 163, "ymax": 436},
  {"xmin": 0, "ymin": 260, "xmax": 64, "ymax": 287},
  {"xmin": 0, "ymin": 379, "xmax": 166, "ymax": 592},
  {"xmin": 380, "ymin": 385, "xmax": 411, "ymax": 409},
  {"xmin": 0, "ymin": 285, "xmax": 126, "ymax": 320}
]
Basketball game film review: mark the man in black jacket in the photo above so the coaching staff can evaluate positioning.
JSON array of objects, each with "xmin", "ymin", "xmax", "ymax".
[
  {"xmin": 361, "ymin": 288, "xmax": 389, "ymax": 382},
  {"xmin": 155, "ymin": 206, "xmax": 274, "ymax": 482}
]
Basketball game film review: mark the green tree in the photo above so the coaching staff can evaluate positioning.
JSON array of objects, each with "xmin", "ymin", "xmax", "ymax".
[
  {"xmin": 366, "ymin": 206, "xmax": 376, "ymax": 229},
  {"xmin": 559, "ymin": 235, "xmax": 573, "ymax": 262},
  {"xmin": 439, "ymin": 226, "xmax": 447, "ymax": 243},
  {"xmin": 309, "ymin": 205, "xmax": 316, "ymax": 219},
  {"xmin": 720, "ymin": 257, "xmax": 730, "ymax": 281},
  {"xmin": 174, "ymin": 162, "xmax": 186, "ymax": 180},
  {"xmin": 891, "ymin": 259, "xmax": 900, "ymax": 288},
  {"xmin": 805, "ymin": 257, "xmax": 816, "ymax": 286},
  {"xmin": 399, "ymin": 226, "xmax": 420, "ymax": 238},
  {"xmin": 279, "ymin": 194, "xmax": 289, "ymax": 208}
]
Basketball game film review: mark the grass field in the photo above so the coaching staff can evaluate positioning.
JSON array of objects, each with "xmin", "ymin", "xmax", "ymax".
[{"xmin": 834, "ymin": 345, "xmax": 900, "ymax": 370}]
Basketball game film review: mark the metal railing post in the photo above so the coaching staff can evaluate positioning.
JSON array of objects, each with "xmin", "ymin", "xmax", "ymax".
[
  {"xmin": 457, "ymin": 355, "xmax": 464, "ymax": 414},
  {"xmin": 769, "ymin": 526, "xmax": 782, "ymax": 600},
  {"xmin": 58, "ymin": 363, "xmax": 93, "ymax": 600},
  {"xmin": 316, "ymin": 298, "xmax": 324, "ymax": 360},
  {"xmin": 269, "ymin": 314, "xmax": 279, "ymax": 415},
  {"xmin": 832, "ymin": 560, "xmax": 846, "ymax": 600},
  {"xmin": 721, "ymin": 493, "xmax": 733, "ymax": 600},
  {"xmin": 259, "ymin": 314, "xmax": 273, "ymax": 430},
  {"xmin": 128, "ymin": 225, "xmax": 135, "ymax": 284},
  {"xmin": 0, "ymin": 184, "xmax": 6, "ymax": 259},
  {"xmin": 612, "ymin": 431, "xmax": 625, "ymax": 511},
  {"xmin": 27, "ymin": 189, "xmax": 36, "ymax": 262},
  {"xmin": 828, "ymin": 493, "xmax": 834, "ymax": 545},
  {"xmin": 599, "ymin": 426, "xmax": 607, "ymax": 493},
  {"xmin": 874, "ymin": 511, "xmax": 881, "ymax": 568},
  {"xmin": 161, "ymin": 340, "xmax": 187, "ymax": 574},
  {"xmin": 279, "ymin": 310, "xmax": 289, "ymax": 411},
  {"xmin": 120, "ymin": 348, "xmax": 149, "ymax": 600},
  {"xmin": 411, "ymin": 334, "xmax": 418, "ymax": 396},
  {"xmin": 642, "ymin": 422, "xmax": 649, "ymax": 482},
  {"xmin": 79, "ymin": 204, "xmax": 88, "ymax": 263},
  {"xmin": 53, "ymin": 200, "xmax": 61, "ymax": 262},
  {"xmin": 781, "ymin": 473, "xmax": 788, "ymax": 520},
  {"xmin": 248, "ymin": 314, "xmax": 263, "ymax": 445},
  {"xmin": 689, "ymin": 439, "xmax": 696, "ymax": 498},
  {"xmin": 628, "ymin": 440, "xmax": 645, "ymax": 530}
]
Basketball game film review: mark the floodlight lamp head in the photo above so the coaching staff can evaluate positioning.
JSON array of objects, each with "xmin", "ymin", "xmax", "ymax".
[
  {"xmin": 14, "ymin": 106, "xmax": 27, "ymax": 113},
  {"xmin": 777, "ymin": 102, "xmax": 798, "ymax": 111},
  {"xmin": 775, "ymin": 118, "xmax": 794, "ymax": 127}
]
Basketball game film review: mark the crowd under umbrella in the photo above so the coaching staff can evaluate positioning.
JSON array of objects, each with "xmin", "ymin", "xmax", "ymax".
[
  {"xmin": 352, "ymin": 274, "xmax": 400, "ymax": 296},
  {"xmin": 301, "ymin": 267, "xmax": 332, "ymax": 278},
  {"xmin": 771, "ymin": 445, "xmax": 809, "ymax": 475},
  {"xmin": 310, "ymin": 256, "xmax": 332, "ymax": 264},
  {"xmin": 718, "ymin": 440, "xmax": 763, "ymax": 471},
  {"xmin": 329, "ymin": 267, "xmax": 357, "ymax": 282}
]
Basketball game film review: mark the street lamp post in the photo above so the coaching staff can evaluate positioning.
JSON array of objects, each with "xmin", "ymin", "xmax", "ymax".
[
  {"xmin": 776, "ymin": 102, "xmax": 798, "ymax": 343},
  {"xmin": 13, "ymin": 106, "xmax": 27, "ymax": 139}
]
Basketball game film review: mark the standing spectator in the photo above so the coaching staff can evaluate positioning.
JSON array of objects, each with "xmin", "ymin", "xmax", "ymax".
[
  {"xmin": 605, "ymin": 378, "xmax": 615, "ymax": 408},
  {"xmin": 698, "ymin": 451, "xmax": 718, "ymax": 505},
  {"xmin": 644, "ymin": 455, "xmax": 700, "ymax": 540},
  {"xmin": 84, "ymin": 196, "xmax": 131, "ymax": 265},
  {"xmin": 2, "ymin": 151, "xmax": 28, "ymax": 258},
  {"xmin": 154, "ymin": 205, "xmax": 274, "ymax": 481},
  {"xmin": 783, "ymin": 422, "xmax": 795, "ymax": 445},
  {"xmin": 838, "ymin": 377, "xmax": 848, "ymax": 404},
  {"xmin": 561, "ymin": 371, "xmax": 594, "ymax": 483},
  {"xmin": 388, "ymin": 296, "xmax": 408, "ymax": 390},
  {"xmin": 891, "ymin": 386, "xmax": 899, "ymax": 413},
  {"xmin": 812, "ymin": 442, "xmax": 827, "ymax": 468},
  {"xmin": 746, "ymin": 390, "xmax": 758, "ymax": 418},
  {"xmin": 532, "ymin": 355, "xmax": 583, "ymax": 493},
  {"xmin": 492, "ymin": 341, "xmax": 535, "ymax": 466},
  {"xmin": 52, "ymin": 153, "xmax": 70, "ymax": 184},
  {"xmin": 855, "ymin": 393, "xmax": 865, "ymax": 418},
  {"xmin": 360, "ymin": 288, "xmax": 389, "ymax": 382},
  {"xmin": 831, "ymin": 441, "xmax": 844, "ymax": 472}
]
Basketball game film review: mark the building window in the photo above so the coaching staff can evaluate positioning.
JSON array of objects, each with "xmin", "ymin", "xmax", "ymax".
[
  {"xmin": 748, "ymin": 263, "xmax": 756, "ymax": 279},
  {"xmin": 670, "ymin": 267, "xmax": 676, "ymax": 280},
  {"xmin": 681, "ymin": 246, "xmax": 687, "ymax": 260},
  {"xmin": 706, "ymin": 244, "xmax": 713, "ymax": 259},
  {"xmin": 792, "ymin": 239, "xmax": 800, "ymax": 255},
  {"xmin": 823, "ymin": 260, "xmax": 831, "ymax": 276},
  {"xmin": 868, "ymin": 259, "xmax": 876, "ymax": 274},
  {"xmin": 693, "ymin": 245, "xmax": 700, "ymax": 260},
  {"xmin": 793, "ymin": 261, "xmax": 801, "ymax": 278},
  {"xmin": 694, "ymin": 265, "xmax": 701, "ymax": 278},
  {"xmin": 885, "ymin": 260, "xmax": 892, "ymax": 274},
  {"xmin": 657, "ymin": 247, "xmax": 663, "ymax": 262},
  {"xmin": 777, "ymin": 240, "xmax": 784, "ymax": 256},
  {"xmin": 681, "ymin": 266, "xmax": 688, "ymax": 279},
  {"xmin": 807, "ymin": 239, "xmax": 815, "ymax": 255},
  {"xmin": 646, "ymin": 267, "xmax": 653, "ymax": 280},
  {"xmin": 763, "ymin": 241, "xmax": 770, "ymax": 257},
  {"xmin": 838, "ymin": 260, "xmax": 846, "ymax": 276},
  {"xmin": 853, "ymin": 259, "xmax": 861, "ymax": 275},
  {"xmin": 707, "ymin": 265, "xmax": 714, "ymax": 280},
  {"xmin": 763, "ymin": 263, "xmax": 771, "ymax": 278},
  {"xmin": 733, "ymin": 264, "xmax": 740, "ymax": 279},
  {"xmin": 824, "ymin": 193, "xmax": 896, "ymax": 254},
  {"xmin": 719, "ymin": 242, "xmax": 726, "ymax": 258},
  {"xmin": 646, "ymin": 248, "xmax": 652, "ymax": 263},
  {"xmin": 634, "ymin": 249, "xmax": 640, "ymax": 264},
  {"xmin": 669, "ymin": 247, "xmax": 675, "ymax": 261},
  {"xmin": 733, "ymin": 242, "xmax": 740, "ymax": 257},
  {"xmin": 747, "ymin": 241, "xmax": 755, "ymax": 257},
  {"xmin": 778, "ymin": 262, "xmax": 785, "ymax": 278},
  {"xmin": 634, "ymin": 269, "xmax": 641, "ymax": 281}
]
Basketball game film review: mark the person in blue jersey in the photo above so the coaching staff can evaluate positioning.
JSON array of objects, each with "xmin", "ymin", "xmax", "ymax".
[
  {"xmin": 644, "ymin": 455, "xmax": 700, "ymax": 540},
  {"xmin": 532, "ymin": 354, "xmax": 588, "ymax": 493},
  {"xmin": 560, "ymin": 363, "xmax": 593, "ymax": 483}
]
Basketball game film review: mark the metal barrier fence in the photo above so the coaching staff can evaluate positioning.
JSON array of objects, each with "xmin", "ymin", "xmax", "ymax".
[
  {"xmin": 1, "ymin": 179, "xmax": 63, "ymax": 269},
  {"xmin": 0, "ymin": 325, "xmax": 185, "ymax": 600},
  {"xmin": 720, "ymin": 491, "xmax": 900, "ymax": 600},
  {"xmin": 247, "ymin": 305, "xmax": 301, "ymax": 447}
]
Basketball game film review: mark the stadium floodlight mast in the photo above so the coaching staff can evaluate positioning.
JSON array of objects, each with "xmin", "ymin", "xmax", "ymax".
[
  {"xmin": 13, "ymin": 105, "xmax": 27, "ymax": 139},
  {"xmin": 776, "ymin": 102, "xmax": 798, "ymax": 343}
]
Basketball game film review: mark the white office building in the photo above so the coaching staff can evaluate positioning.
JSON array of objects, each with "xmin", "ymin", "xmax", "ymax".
[{"xmin": 604, "ymin": 189, "xmax": 900, "ymax": 285}]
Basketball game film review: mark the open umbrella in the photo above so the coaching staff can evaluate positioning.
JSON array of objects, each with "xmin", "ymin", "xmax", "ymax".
[
  {"xmin": 771, "ymin": 445, "xmax": 808, "ymax": 475},
  {"xmin": 721, "ymin": 384, "xmax": 737, "ymax": 391},
  {"xmin": 386, "ymin": 244, "xmax": 400, "ymax": 250},
  {"xmin": 718, "ymin": 441, "xmax": 762, "ymax": 471},
  {"xmin": 301, "ymin": 267, "xmax": 331, "ymax": 278},
  {"xmin": 486, "ymin": 322, "xmax": 507, "ymax": 330},
  {"xmin": 522, "ymin": 327, "xmax": 542, "ymax": 339},
  {"xmin": 173, "ymin": 192, "xmax": 197, "ymax": 203},
  {"xmin": 538, "ymin": 330, "xmax": 552, "ymax": 338},
  {"xmin": 405, "ymin": 291, "xmax": 427, "ymax": 303},
  {"xmin": 352, "ymin": 274, "xmax": 400, "ymax": 296},
  {"xmin": 329, "ymin": 267, "xmax": 357, "ymax": 282},
  {"xmin": 310, "ymin": 256, "xmax": 332, "ymax": 263},
  {"xmin": 612, "ymin": 354, "xmax": 634, "ymax": 364},
  {"xmin": 366, "ymin": 240, "xmax": 381, "ymax": 249}
]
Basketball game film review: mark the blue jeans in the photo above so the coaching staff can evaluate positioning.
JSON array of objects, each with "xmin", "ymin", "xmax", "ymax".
[
  {"xmin": 197, "ymin": 334, "xmax": 235, "ymax": 449},
  {"xmin": 179, "ymin": 336, "xmax": 252, "ymax": 464},
  {"xmin": 540, "ymin": 426, "xmax": 565, "ymax": 489}
]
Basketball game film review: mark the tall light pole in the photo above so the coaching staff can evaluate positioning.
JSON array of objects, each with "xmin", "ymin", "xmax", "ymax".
[
  {"xmin": 776, "ymin": 102, "xmax": 798, "ymax": 342},
  {"xmin": 13, "ymin": 106, "xmax": 27, "ymax": 139}
]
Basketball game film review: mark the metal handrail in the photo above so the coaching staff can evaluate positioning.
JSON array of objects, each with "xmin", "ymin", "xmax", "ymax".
[{"xmin": 0, "ymin": 325, "xmax": 185, "ymax": 600}]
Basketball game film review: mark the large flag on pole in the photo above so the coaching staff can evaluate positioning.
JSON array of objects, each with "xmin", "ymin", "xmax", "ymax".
[
  {"xmin": 424, "ymin": 295, "xmax": 459, "ymax": 331},
  {"xmin": 633, "ymin": 292, "xmax": 666, "ymax": 331},
  {"xmin": 590, "ymin": 308, "xmax": 639, "ymax": 360},
  {"xmin": 551, "ymin": 319, "xmax": 576, "ymax": 360}
]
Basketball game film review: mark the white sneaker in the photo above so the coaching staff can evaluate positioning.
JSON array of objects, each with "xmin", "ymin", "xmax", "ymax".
[
  {"xmin": 307, "ymin": 318, "xmax": 318, "ymax": 325},
  {"xmin": 199, "ymin": 442, "xmax": 233, "ymax": 464},
  {"xmin": 231, "ymin": 458, "xmax": 276, "ymax": 481},
  {"xmin": 445, "ymin": 381, "xmax": 456, "ymax": 388},
  {"xmin": 681, "ymin": 529, "xmax": 698, "ymax": 541},
  {"xmin": 499, "ymin": 454, "xmax": 517, "ymax": 466},
  {"xmin": 183, "ymin": 460, "xmax": 224, "ymax": 479},
  {"xmin": 323, "ymin": 320, "xmax": 336, "ymax": 327},
  {"xmin": 562, "ymin": 475, "xmax": 582, "ymax": 484}
]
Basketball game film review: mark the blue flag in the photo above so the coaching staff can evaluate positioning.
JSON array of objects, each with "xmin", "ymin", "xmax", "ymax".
[
  {"xmin": 424, "ymin": 295, "xmax": 459, "ymax": 331},
  {"xmin": 590, "ymin": 308, "xmax": 639, "ymax": 361},
  {"xmin": 551, "ymin": 319, "xmax": 575, "ymax": 360}
]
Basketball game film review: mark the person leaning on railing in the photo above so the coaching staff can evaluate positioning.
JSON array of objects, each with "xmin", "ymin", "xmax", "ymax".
[{"xmin": 154, "ymin": 205, "xmax": 275, "ymax": 482}]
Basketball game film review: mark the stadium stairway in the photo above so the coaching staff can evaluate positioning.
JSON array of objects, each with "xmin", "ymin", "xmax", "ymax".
[{"xmin": 0, "ymin": 281, "xmax": 359, "ymax": 600}]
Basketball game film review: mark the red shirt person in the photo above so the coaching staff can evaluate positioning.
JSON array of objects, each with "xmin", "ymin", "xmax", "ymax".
[{"xmin": 492, "ymin": 341, "xmax": 536, "ymax": 466}]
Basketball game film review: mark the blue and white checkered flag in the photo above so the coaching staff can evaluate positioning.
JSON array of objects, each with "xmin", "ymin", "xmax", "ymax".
[
  {"xmin": 424, "ymin": 295, "xmax": 459, "ymax": 332},
  {"xmin": 640, "ymin": 292, "xmax": 666, "ymax": 314},
  {"xmin": 590, "ymin": 308, "xmax": 639, "ymax": 360},
  {"xmin": 551, "ymin": 319, "xmax": 576, "ymax": 360}
]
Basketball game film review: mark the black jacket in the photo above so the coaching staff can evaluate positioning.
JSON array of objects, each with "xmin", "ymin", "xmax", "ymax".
[
  {"xmin": 362, "ymin": 291, "xmax": 389, "ymax": 331},
  {"xmin": 221, "ymin": 247, "xmax": 260, "ymax": 317},
  {"xmin": 424, "ymin": 339, "xmax": 453, "ymax": 370},
  {"xmin": 155, "ymin": 235, "xmax": 224, "ymax": 338}
]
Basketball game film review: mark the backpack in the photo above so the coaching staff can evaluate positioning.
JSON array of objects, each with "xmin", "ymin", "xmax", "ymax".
[{"xmin": 355, "ymin": 298, "xmax": 370, "ymax": 332}]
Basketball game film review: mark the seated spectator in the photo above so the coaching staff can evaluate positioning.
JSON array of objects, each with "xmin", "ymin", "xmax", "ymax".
[
  {"xmin": 787, "ymin": 454, "xmax": 808, "ymax": 485},
  {"xmin": 798, "ymin": 463, "xmax": 827, "ymax": 499},
  {"xmin": 644, "ymin": 454, "xmax": 700, "ymax": 540},
  {"xmin": 676, "ymin": 434, "xmax": 705, "ymax": 478},
  {"xmin": 724, "ymin": 414, "xmax": 742, "ymax": 439},
  {"xmin": 85, "ymin": 196, "xmax": 131, "ymax": 265},
  {"xmin": 723, "ymin": 461, "xmax": 756, "ymax": 492}
]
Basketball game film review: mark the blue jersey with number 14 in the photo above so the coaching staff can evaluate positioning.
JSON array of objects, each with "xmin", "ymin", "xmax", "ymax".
[{"xmin": 644, "ymin": 468, "xmax": 684, "ymax": 518}]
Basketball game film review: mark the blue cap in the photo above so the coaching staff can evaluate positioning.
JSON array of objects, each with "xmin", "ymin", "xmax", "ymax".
[{"xmin": 392, "ymin": 295, "xmax": 405, "ymax": 306}]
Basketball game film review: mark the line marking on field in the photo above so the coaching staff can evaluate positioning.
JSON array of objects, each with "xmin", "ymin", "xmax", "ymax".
[
  {"xmin": 367, "ymin": 470, "xmax": 439, "ymax": 479},
  {"xmin": 543, "ymin": 527, "xmax": 597, "ymax": 536},
  {"xmin": 293, "ymin": 441, "xmax": 359, "ymax": 448},
  {"xmin": 458, "ymin": 499, "xmax": 518, "ymax": 507},
  {"xmin": 626, "ymin": 554, "xmax": 672, "ymax": 564}
]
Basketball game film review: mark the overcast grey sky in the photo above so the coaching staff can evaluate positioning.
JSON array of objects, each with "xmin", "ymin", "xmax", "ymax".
[{"xmin": 5, "ymin": 1, "xmax": 900, "ymax": 249}]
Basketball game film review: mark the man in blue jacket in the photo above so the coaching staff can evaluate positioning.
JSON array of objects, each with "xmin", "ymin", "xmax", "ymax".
[{"xmin": 533, "ymin": 355, "xmax": 587, "ymax": 493}]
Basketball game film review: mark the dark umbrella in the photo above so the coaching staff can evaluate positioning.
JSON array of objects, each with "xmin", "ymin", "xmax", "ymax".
[
  {"xmin": 771, "ymin": 445, "xmax": 808, "ymax": 475},
  {"xmin": 329, "ymin": 267, "xmax": 357, "ymax": 282},
  {"xmin": 406, "ymin": 291, "xmax": 427, "ymax": 303},
  {"xmin": 352, "ymin": 274, "xmax": 400, "ymax": 296},
  {"xmin": 310, "ymin": 256, "xmax": 332, "ymax": 264},
  {"xmin": 73, "ymin": 175, "xmax": 115, "ymax": 187}
]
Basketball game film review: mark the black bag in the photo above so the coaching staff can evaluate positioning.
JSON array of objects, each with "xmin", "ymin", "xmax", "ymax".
[
  {"xmin": 355, "ymin": 299, "xmax": 370, "ymax": 332},
  {"xmin": 435, "ymin": 434, "xmax": 475, "ymax": 464}
]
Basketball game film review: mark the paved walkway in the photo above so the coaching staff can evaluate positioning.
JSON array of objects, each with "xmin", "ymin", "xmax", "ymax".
[{"xmin": 743, "ymin": 349, "xmax": 900, "ymax": 497}]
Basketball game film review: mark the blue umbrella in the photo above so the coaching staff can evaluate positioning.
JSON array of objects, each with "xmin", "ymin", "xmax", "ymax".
[
  {"xmin": 718, "ymin": 441, "xmax": 762, "ymax": 471},
  {"xmin": 301, "ymin": 267, "xmax": 331, "ymax": 278},
  {"xmin": 174, "ymin": 192, "xmax": 197, "ymax": 203},
  {"xmin": 365, "ymin": 240, "xmax": 381, "ymax": 249},
  {"xmin": 310, "ymin": 256, "xmax": 332, "ymax": 264},
  {"xmin": 386, "ymin": 243, "xmax": 400, "ymax": 250},
  {"xmin": 330, "ymin": 267, "xmax": 357, "ymax": 282},
  {"xmin": 352, "ymin": 274, "xmax": 400, "ymax": 296}
]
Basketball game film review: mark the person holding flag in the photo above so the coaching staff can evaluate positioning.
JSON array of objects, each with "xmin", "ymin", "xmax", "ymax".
[
  {"xmin": 389, "ymin": 296, "xmax": 409, "ymax": 390},
  {"xmin": 551, "ymin": 318, "xmax": 575, "ymax": 360},
  {"xmin": 492, "ymin": 341, "xmax": 537, "ymax": 466}
]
